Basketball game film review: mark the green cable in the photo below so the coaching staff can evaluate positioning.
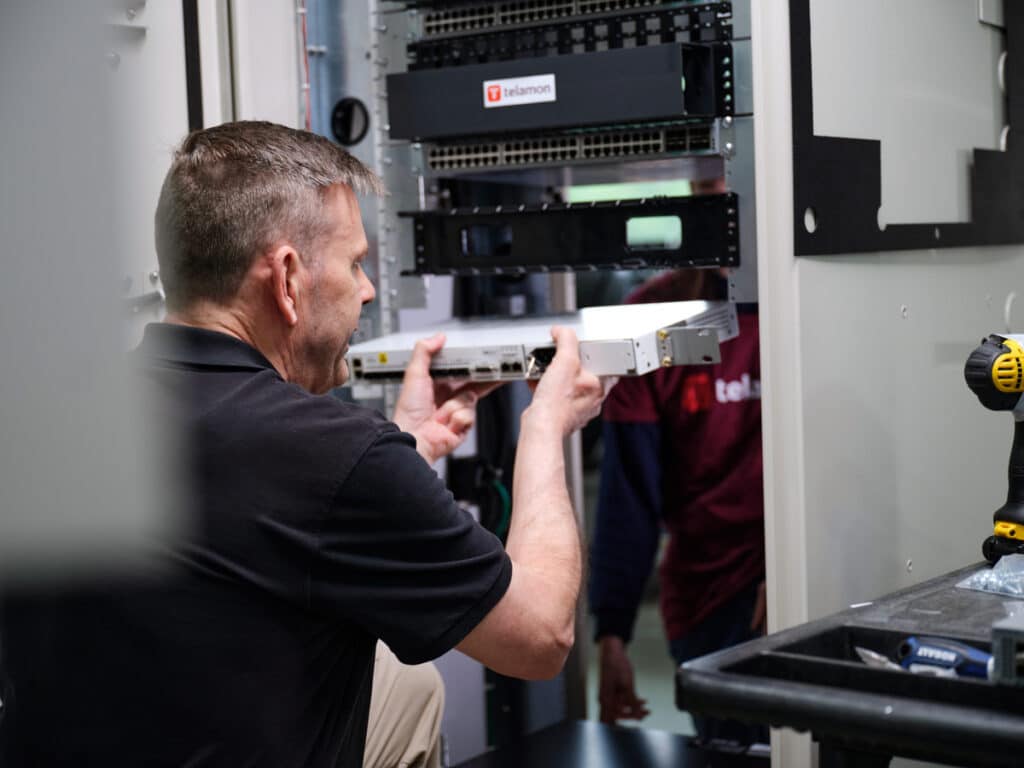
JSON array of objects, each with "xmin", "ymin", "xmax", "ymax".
[{"xmin": 492, "ymin": 479, "xmax": 512, "ymax": 540}]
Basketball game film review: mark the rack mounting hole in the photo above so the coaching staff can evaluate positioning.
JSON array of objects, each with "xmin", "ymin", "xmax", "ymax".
[{"xmin": 804, "ymin": 207, "xmax": 818, "ymax": 234}]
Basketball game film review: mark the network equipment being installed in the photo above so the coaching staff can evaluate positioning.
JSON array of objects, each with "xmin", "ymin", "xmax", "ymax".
[{"xmin": 346, "ymin": 300, "xmax": 738, "ymax": 382}]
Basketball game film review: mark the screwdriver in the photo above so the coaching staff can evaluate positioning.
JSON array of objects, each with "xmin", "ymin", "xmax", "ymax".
[{"xmin": 897, "ymin": 636, "xmax": 992, "ymax": 679}]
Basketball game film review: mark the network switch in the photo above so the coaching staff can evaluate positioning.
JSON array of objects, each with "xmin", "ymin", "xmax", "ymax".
[{"xmin": 346, "ymin": 300, "xmax": 738, "ymax": 383}]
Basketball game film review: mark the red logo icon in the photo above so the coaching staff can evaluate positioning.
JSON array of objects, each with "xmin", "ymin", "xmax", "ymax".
[
  {"xmin": 486, "ymin": 85, "xmax": 502, "ymax": 103},
  {"xmin": 681, "ymin": 372, "xmax": 713, "ymax": 414}
]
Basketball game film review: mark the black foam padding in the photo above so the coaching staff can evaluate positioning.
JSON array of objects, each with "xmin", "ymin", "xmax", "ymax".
[{"xmin": 789, "ymin": 0, "xmax": 1024, "ymax": 255}]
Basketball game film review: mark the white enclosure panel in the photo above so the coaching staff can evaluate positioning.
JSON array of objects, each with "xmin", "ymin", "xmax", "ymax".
[
  {"xmin": 754, "ymin": 1, "xmax": 1022, "ymax": 766},
  {"xmin": 799, "ymin": 248, "xmax": 1024, "ymax": 617},
  {"xmin": 230, "ymin": 0, "xmax": 301, "ymax": 127},
  {"xmin": 0, "ymin": 1, "xmax": 181, "ymax": 577},
  {"xmin": 752, "ymin": 2, "xmax": 811, "ymax": 765},
  {"xmin": 108, "ymin": 0, "xmax": 191, "ymax": 343},
  {"xmin": 810, "ymin": 0, "xmax": 1004, "ymax": 226}
]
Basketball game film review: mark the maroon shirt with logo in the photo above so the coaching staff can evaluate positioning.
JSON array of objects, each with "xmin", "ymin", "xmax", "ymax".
[{"xmin": 590, "ymin": 273, "xmax": 764, "ymax": 642}]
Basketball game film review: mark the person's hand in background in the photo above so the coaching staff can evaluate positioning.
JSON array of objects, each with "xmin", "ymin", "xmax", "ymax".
[{"xmin": 598, "ymin": 636, "xmax": 650, "ymax": 724}]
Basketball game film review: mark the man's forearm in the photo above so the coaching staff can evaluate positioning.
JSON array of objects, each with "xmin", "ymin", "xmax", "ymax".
[
  {"xmin": 453, "ymin": 327, "xmax": 604, "ymax": 679},
  {"xmin": 505, "ymin": 407, "xmax": 582, "ymax": 639}
]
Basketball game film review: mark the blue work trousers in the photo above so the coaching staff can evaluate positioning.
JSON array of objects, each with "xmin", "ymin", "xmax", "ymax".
[{"xmin": 669, "ymin": 581, "xmax": 769, "ymax": 747}]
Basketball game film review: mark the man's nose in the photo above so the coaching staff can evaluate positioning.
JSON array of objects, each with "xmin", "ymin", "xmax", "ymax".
[{"xmin": 361, "ymin": 272, "xmax": 376, "ymax": 305}]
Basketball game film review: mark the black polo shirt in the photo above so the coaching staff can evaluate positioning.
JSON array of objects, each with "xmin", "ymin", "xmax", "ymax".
[{"xmin": 0, "ymin": 324, "xmax": 511, "ymax": 768}]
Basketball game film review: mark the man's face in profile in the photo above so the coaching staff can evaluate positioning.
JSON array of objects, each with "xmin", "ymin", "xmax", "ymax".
[{"xmin": 295, "ymin": 184, "xmax": 376, "ymax": 393}]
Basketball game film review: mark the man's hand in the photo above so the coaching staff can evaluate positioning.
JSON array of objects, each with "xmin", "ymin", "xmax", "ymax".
[
  {"xmin": 598, "ymin": 636, "xmax": 650, "ymax": 724},
  {"xmin": 392, "ymin": 333, "xmax": 500, "ymax": 464},
  {"xmin": 524, "ymin": 326, "xmax": 607, "ymax": 437}
]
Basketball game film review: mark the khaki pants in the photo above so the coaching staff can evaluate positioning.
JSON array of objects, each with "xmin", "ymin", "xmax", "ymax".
[{"xmin": 363, "ymin": 642, "xmax": 444, "ymax": 768}]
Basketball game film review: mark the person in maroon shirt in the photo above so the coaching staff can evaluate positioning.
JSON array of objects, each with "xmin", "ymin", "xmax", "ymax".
[{"xmin": 588, "ymin": 267, "xmax": 767, "ymax": 746}]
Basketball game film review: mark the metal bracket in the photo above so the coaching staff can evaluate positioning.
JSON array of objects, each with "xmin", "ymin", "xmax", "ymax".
[
  {"xmin": 980, "ymin": 0, "xmax": 1005, "ymax": 30},
  {"xmin": 991, "ymin": 613, "xmax": 1024, "ymax": 685},
  {"xmin": 657, "ymin": 326, "xmax": 722, "ymax": 366},
  {"xmin": 107, "ymin": 0, "xmax": 148, "ymax": 34},
  {"xmin": 123, "ymin": 290, "xmax": 164, "ymax": 314}
]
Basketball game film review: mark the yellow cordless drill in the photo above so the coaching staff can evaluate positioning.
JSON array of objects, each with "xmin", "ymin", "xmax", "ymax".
[{"xmin": 965, "ymin": 334, "xmax": 1024, "ymax": 563}]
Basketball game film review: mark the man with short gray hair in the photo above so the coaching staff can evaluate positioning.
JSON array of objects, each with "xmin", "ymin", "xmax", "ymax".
[{"xmin": 0, "ymin": 121, "xmax": 607, "ymax": 768}]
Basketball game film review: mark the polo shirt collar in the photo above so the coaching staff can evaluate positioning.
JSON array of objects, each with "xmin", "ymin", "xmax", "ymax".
[{"xmin": 137, "ymin": 322, "xmax": 277, "ymax": 372}]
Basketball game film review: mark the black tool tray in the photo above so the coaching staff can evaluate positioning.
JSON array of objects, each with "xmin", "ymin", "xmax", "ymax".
[{"xmin": 677, "ymin": 564, "xmax": 1024, "ymax": 767}]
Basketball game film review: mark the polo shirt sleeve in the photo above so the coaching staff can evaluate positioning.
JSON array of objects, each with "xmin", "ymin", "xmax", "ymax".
[{"xmin": 310, "ymin": 428, "xmax": 512, "ymax": 665}]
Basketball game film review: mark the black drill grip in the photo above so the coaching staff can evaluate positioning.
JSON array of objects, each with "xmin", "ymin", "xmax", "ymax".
[{"xmin": 996, "ymin": 419, "xmax": 1024, "ymax": 527}]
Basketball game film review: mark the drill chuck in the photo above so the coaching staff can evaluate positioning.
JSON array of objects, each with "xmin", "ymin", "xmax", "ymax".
[{"xmin": 965, "ymin": 335, "xmax": 1024, "ymax": 411}]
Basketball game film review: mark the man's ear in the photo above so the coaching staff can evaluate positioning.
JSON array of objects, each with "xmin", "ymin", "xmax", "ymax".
[{"xmin": 269, "ymin": 244, "xmax": 302, "ymax": 327}]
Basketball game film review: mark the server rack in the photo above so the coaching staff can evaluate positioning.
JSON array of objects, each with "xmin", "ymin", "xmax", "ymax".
[{"xmin": 357, "ymin": 0, "xmax": 755, "ymax": 752}]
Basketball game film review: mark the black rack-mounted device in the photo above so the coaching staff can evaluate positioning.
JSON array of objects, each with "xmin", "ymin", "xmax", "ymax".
[
  {"xmin": 409, "ymin": 2, "xmax": 731, "ymax": 69},
  {"xmin": 387, "ymin": 42, "xmax": 733, "ymax": 141},
  {"xmin": 401, "ymin": 193, "xmax": 738, "ymax": 275}
]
